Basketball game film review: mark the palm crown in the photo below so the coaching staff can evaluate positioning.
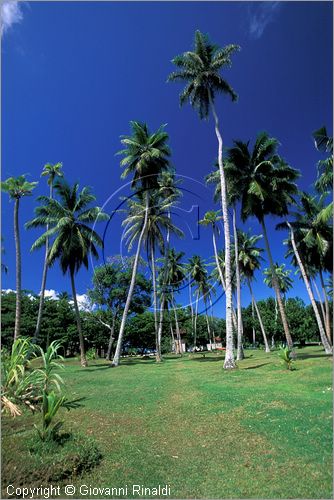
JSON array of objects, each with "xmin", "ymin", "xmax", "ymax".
[
  {"xmin": 41, "ymin": 162, "xmax": 63, "ymax": 186},
  {"xmin": 237, "ymin": 231, "xmax": 264, "ymax": 280},
  {"xmin": 1, "ymin": 175, "xmax": 38, "ymax": 199},
  {"xmin": 26, "ymin": 181, "xmax": 108, "ymax": 275},
  {"xmin": 118, "ymin": 121, "xmax": 170, "ymax": 191},
  {"xmin": 167, "ymin": 30, "xmax": 240, "ymax": 119}
]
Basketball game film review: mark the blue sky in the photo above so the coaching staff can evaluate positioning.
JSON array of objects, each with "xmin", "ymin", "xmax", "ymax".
[{"xmin": 2, "ymin": 1, "xmax": 333, "ymax": 316}]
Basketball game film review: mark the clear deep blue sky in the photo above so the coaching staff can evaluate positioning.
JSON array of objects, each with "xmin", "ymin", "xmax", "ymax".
[{"xmin": 2, "ymin": 1, "xmax": 333, "ymax": 316}]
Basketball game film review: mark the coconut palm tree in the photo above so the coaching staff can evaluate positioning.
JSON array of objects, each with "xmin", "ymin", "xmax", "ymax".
[
  {"xmin": 187, "ymin": 255, "xmax": 209, "ymax": 352},
  {"xmin": 205, "ymin": 166, "xmax": 245, "ymax": 360},
  {"xmin": 277, "ymin": 193, "xmax": 333, "ymax": 352},
  {"xmin": 224, "ymin": 133, "xmax": 300, "ymax": 347},
  {"xmin": 122, "ymin": 191, "xmax": 183, "ymax": 362},
  {"xmin": 158, "ymin": 249, "xmax": 185, "ymax": 355},
  {"xmin": 1, "ymin": 176, "xmax": 38, "ymax": 339},
  {"xmin": 313, "ymin": 126, "xmax": 333, "ymax": 193},
  {"xmin": 168, "ymin": 30, "xmax": 240, "ymax": 369},
  {"xmin": 33, "ymin": 162, "xmax": 63, "ymax": 342},
  {"xmin": 237, "ymin": 230, "xmax": 270, "ymax": 353},
  {"xmin": 111, "ymin": 122, "xmax": 171, "ymax": 367},
  {"xmin": 26, "ymin": 180, "xmax": 108, "ymax": 366}
]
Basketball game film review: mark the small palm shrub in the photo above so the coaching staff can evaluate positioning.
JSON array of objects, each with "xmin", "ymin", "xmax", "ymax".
[
  {"xmin": 1, "ymin": 338, "xmax": 40, "ymax": 416},
  {"xmin": 278, "ymin": 345, "xmax": 295, "ymax": 370},
  {"xmin": 86, "ymin": 347, "xmax": 97, "ymax": 360}
]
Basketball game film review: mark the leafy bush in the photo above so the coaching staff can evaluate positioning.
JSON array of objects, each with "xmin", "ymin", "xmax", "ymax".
[{"xmin": 86, "ymin": 347, "xmax": 97, "ymax": 360}]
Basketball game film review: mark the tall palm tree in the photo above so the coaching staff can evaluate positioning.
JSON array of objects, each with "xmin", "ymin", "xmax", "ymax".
[
  {"xmin": 1, "ymin": 176, "xmax": 38, "ymax": 339},
  {"xmin": 158, "ymin": 249, "xmax": 185, "ymax": 355},
  {"xmin": 279, "ymin": 192, "xmax": 333, "ymax": 343},
  {"xmin": 205, "ymin": 166, "xmax": 245, "ymax": 360},
  {"xmin": 111, "ymin": 122, "xmax": 170, "ymax": 367},
  {"xmin": 123, "ymin": 191, "xmax": 183, "ymax": 362},
  {"xmin": 225, "ymin": 133, "xmax": 300, "ymax": 347},
  {"xmin": 187, "ymin": 255, "xmax": 209, "ymax": 351},
  {"xmin": 237, "ymin": 230, "xmax": 270, "ymax": 353},
  {"xmin": 312, "ymin": 126, "xmax": 333, "ymax": 193},
  {"xmin": 263, "ymin": 263, "xmax": 293, "ymax": 347},
  {"xmin": 168, "ymin": 30, "xmax": 240, "ymax": 369},
  {"xmin": 26, "ymin": 181, "xmax": 108, "ymax": 366},
  {"xmin": 34, "ymin": 162, "xmax": 63, "ymax": 341}
]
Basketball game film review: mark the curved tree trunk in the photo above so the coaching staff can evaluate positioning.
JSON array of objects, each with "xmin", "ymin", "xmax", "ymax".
[
  {"xmin": 173, "ymin": 298, "xmax": 183, "ymax": 356},
  {"xmin": 70, "ymin": 271, "xmax": 87, "ymax": 367},
  {"xmin": 261, "ymin": 218, "xmax": 293, "ymax": 347},
  {"xmin": 151, "ymin": 244, "xmax": 161, "ymax": 362},
  {"xmin": 248, "ymin": 279, "xmax": 270, "ymax": 353},
  {"xmin": 210, "ymin": 99, "xmax": 235, "ymax": 369},
  {"xmin": 14, "ymin": 198, "xmax": 21, "ymax": 340},
  {"xmin": 251, "ymin": 299, "xmax": 256, "ymax": 347},
  {"xmin": 34, "ymin": 184, "xmax": 53, "ymax": 342},
  {"xmin": 312, "ymin": 279, "xmax": 327, "ymax": 331},
  {"xmin": 319, "ymin": 270, "xmax": 332, "ymax": 344},
  {"xmin": 233, "ymin": 207, "xmax": 244, "ymax": 360},
  {"xmin": 212, "ymin": 228, "xmax": 238, "ymax": 331},
  {"xmin": 193, "ymin": 290, "xmax": 199, "ymax": 352},
  {"xmin": 106, "ymin": 316, "xmax": 116, "ymax": 361},
  {"xmin": 112, "ymin": 193, "xmax": 149, "ymax": 366},
  {"xmin": 189, "ymin": 281, "xmax": 194, "ymax": 334},
  {"xmin": 287, "ymin": 223, "xmax": 332, "ymax": 354}
]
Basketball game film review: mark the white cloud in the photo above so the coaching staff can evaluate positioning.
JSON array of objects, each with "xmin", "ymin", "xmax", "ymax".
[
  {"xmin": 70, "ymin": 294, "xmax": 92, "ymax": 312},
  {"xmin": 43, "ymin": 289, "xmax": 59, "ymax": 301},
  {"xmin": 248, "ymin": 2, "xmax": 281, "ymax": 40},
  {"xmin": 2, "ymin": 288, "xmax": 15, "ymax": 294},
  {"xmin": 1, "ymin": 0, "xmax": 23, "ymax": 36}
]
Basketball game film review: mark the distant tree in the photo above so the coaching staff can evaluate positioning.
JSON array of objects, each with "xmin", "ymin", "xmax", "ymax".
[
  {"xmin": 88, "ymin": 257, "xmax": 151, "ymax": 360},
  {"xmin": 1, "ymin": 176, "xmax": 38, "ymax": 339}
]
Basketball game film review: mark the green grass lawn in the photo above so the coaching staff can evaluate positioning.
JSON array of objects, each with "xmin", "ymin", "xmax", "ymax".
[{"xmin": 2, "ymin": 347, "xmax": 333, "ymax": 499}]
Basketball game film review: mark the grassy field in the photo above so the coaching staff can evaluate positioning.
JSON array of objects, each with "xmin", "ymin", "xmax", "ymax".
[{"xmin": 2, "ymin": 347, "xmax": 333, "ymax": 499}]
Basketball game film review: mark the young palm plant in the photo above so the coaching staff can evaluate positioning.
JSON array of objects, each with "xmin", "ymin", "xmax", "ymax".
[
  {"xmin": 168, "ymin": 30, "xmax": 240, "ymax": 369},
  {"xmin": 1, "ymin": 176, "xmax": 38, "ymax": 339},
  {"xmin": 224, "ymin": 133, "xmax": 300, "ymax": 347},
  {"xmin": 26, "ymin": 181, "xmax": 108, "ymax": 367},
  {"xmin": 34, "ymin": 162, "xmax": 63, "ymax": 342},
  {"xmin": 111, "ymin": 122, "xmax": 171, "ymax": 366}
]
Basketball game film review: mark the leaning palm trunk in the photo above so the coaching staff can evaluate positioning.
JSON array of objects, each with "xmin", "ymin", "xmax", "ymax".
[
  {"xmin": 70, "ymin": 271, "xmax": 87, "ymax": 367},
  {"xmin": 157, "ymin": 297, "xmax": 165, "ymax": 358},
  {"xmin": 287, "ymin": 222, "xmax": 332, "ymax": 354},
  {"xmin": 169, "ymin": 319, "xmax": 176, "ymax": 353},
  {"xmin": 205, "ymin": 312, "xmax": 213, "ymax": 349},
  {"xmin": 193, "ymin": 290, "xmax": 199, "ymax": 352},
  {"xmin": 212, "ymin": 227, "xmax": 238, "ymax": 331},
  {"xmin": 248, "ymin": 279, "xmax": 270, "ymax": 353},
  {"xmin": 251, "ymin": 299, "xmax": 256, "ymax": 347},
  {"xmin": 34, "ymin": 184, "xmax": 53, "ymax": 342},
  {"xmin": 112, "ymin": 195, "xmax": 149, "ymax": 367},
  {"xmin": 261, "ymin": 218, "xmax": 293, "ymax": 347},
  {"xmin": 14, "ymin": 198, "xmax": 21, "ymax": 340},
  {"xmin": 173, "ymin": 299, "xmax": 183, "ymax": 355},
  {"xmin": 189, "ymin": 282, "xmax": 194, "ymax": 333},
  {"xmin": 312, "ymin": 279, "xmax": 327, "ymax": 334},
  {"xmin": 319, "ymin": 270, "xmax": 332, "ymax": 344},
  {"xmin": 210, "ymin": 99, "xmax": 235, "ymax": 369},
  {"xmin": 233, "ymin": 207, "xmax": 244, "ymax": 360},
  {"xmin": 151, "ymin": 245, "xmax": 161, "ymax": 362},
  {"xmin": 105, "ymin": 317, "xmax": 116, "ymax": 361}
]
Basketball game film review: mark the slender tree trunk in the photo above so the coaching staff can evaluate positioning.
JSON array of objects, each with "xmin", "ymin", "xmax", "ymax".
[
  {"xmin": 157, "ymin": 296, "xmax": 165, "ymax": 357},
  {"xmin": 261, "ymin": 218, "xmax": 293, "ymax": 347},
  {"xmin": 34, "ymin": 184, "xmax": 53, "ymax": 342},
  {"xmin": 210, "ymin": 99, "xmax": 235, "ymax": 369},
  {"xmin": 106, "ymin": 316, "xmax": 116, "ymax": 361},
  {"xmin": 112, "ymin": 193, "xmax": 149, "ymax": 366},
  {"xmin": 70, "ymin": 271, "xmax": 87, "ymax": 367},
  {"xmin": 212, "ymin": 228, "xmax": 238, "ymax": 331},
  {"xmin": 193, "ymin": 290, "xmax": 199, "ymax": 352},
  {"xmin": 170, "ymin": 321, "xmax": 176, "ymax": 353},
  {"xmin": 189, "ymin": 281, "xmax": 194, "ymax": 333},
  {"xmin": 233, "ymin": 207, "xmax": 244, "ymax": 360},
  {"xmin": 14, "ymin": 198, "xmax": 21, "ymax": 340},
  {"xmin": 319, "ymin": 270, "xmax": 332, "ymax": 344},
  {"xmin": 248, "ymin": 279, "xmax": 270, "ymax": 353},
  {"xmin": 151, "ymin": 244, "xmax": 161, "ymax": 362},
  {"xmin": 287, "ymin": 223, "xmax": 332, "ymax": 354},
  {"xmin": 251, "ymin": 299, "xmax": 256, "ymax": 347},
  {"xmin": 205, "ymin": 312, "xmax": 212, "ymax": 350},
  {"xmin": 312, "ymin": 279, "xmax": 327, "ymax": 331},
  {"xmin": 173, "ymin": 298, "xmax": 183, "ymax": 355}
]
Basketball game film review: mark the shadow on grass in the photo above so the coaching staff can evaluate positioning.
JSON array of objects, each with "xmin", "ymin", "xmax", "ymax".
[
  {"xmin": 243, "ymin": 362, "xmax": 271, "ymax": 370},
  {"xmin": 295, "ymin": 352, "xmax": 331, "ymax": 361}
]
